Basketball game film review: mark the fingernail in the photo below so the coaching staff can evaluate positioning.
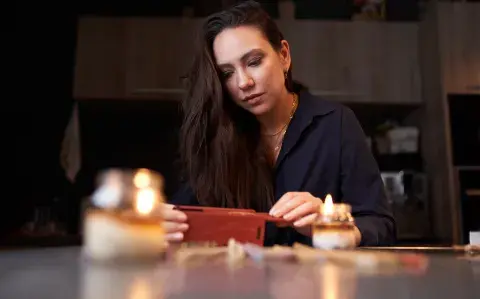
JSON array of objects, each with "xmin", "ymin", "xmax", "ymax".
[
  {"xmin": 179, "ymin": 223, "xmax": 189, "ymax": 231},
  {"xmin": 169, "ymin": 232, "xmax": 184, "ymax": 240},
  {"xmin": 269, "ymin": 209, "xmax": 276, "ymax": 216},
  {"xmin": 283, "ymin": 213, "xmax": 292, "ymax": 221},
  {"xmin": 177, "ymin": 213, "xmax": 187, "ymax": 221}
]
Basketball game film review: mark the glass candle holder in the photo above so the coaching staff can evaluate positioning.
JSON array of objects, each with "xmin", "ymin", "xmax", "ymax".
[
  {"xmin": 83, "ymin": 168, "xmax": 167, "ymax": 262},
  {"xmin": 312, "ymin": 195, "xmax": 356, "ymax": 250}
]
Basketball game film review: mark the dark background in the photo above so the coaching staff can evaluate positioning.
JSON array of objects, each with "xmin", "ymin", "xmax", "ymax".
[{"xmin": 11, "ymin": 0, "xmax": 479, "ymax": 244}]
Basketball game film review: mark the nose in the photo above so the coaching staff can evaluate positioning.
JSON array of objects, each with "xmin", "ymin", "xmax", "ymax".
[{"xmin": 237, "ymin": 70, "xmax": 254, "ymax": 90}]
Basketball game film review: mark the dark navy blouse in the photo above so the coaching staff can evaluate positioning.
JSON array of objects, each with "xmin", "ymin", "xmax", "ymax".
[{"xmin": 169, "ymin": 90, "xmax": 396, "ymax": 247}]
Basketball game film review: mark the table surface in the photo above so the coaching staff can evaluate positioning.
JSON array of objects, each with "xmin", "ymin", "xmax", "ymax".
[{"xmin": 0, "ymin": 246, "xmax": 478, "ymax": 299}]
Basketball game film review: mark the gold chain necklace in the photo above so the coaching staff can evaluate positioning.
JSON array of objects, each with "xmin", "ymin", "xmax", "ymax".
[
  {"xmin": 262, "ymin": 93, "xmax": 298, "ymax": 137},
  {"xmin": 271, "ymin": 93, "xmax": 298, "ymax": 152}
]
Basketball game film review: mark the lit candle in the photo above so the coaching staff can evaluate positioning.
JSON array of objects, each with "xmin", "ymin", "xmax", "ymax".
[
  {"xmin": 312, "ymin": 194, "xmax": 356, "ymax": 250},
  {"xmin": 83, "ymin": 168, "xmax": 167, "ymax": 262}
]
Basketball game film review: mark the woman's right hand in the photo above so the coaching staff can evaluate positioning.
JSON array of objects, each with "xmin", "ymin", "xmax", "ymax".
[{"xmin": 162, "ymin": 204, "xmax": 189, "ymax": 242}]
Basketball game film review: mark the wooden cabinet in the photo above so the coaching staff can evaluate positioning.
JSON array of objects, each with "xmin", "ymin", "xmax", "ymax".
[
  {"xmin": 74, "ymin": 17, "xmax": 199, "ymax": 100},
  {"xmin": 73, "ymin": 18, "xmax": 127, "ymax": 99},
  {"xmin": 437, "ymin": 4, "xmax": 480, "ymax": 95},
  {"xmin": 74, "ymin": 17, "xmax": 422, "ymax": 103},
  {"xmin": 278, "ymin": 20, "xmax": 421, "ymax": 103},
  {"xmin": 124, "ymin": 18, "xmax": 198, "ymax": 98},
  {"xmin": 417, "ymin": 2, "xmax": 479, "ymax": 244}
]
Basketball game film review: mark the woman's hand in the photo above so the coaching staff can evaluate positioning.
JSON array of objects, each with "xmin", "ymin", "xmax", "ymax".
[
  {"xmin": 269, "ymin": 192, "xmax": 323, "ymax": 236},
  {"xmin": 162, "ymin": 204, "xmax": 189, "ymax": 242},
  {"xmin": 269, "ymin": 192, "xmax": 362, "ymax": 246}
]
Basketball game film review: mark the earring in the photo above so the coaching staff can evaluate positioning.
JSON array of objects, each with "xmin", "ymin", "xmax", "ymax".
[{"xmin": 284, "ymin": 70, "xmax": 288, "ymax": 79}]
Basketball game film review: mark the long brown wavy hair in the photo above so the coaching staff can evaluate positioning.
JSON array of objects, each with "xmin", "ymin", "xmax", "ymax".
[{"xmin": 179, "ymin": 1, "xmax": 299, "ymax": 211}]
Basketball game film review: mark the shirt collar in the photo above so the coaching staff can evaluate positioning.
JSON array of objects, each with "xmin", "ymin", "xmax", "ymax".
[{"xmin": 275, "ymin": 90, "xmax": 337, "ymax": 169}]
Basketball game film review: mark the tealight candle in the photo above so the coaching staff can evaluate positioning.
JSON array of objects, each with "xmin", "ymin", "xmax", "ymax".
[
  {"xmin": 83, "ymin": 168, "xmax": 167, "ymax": 262},
  {"xmin": 312, "ymin": 194, "xmax": 356, "ymax": 250}
]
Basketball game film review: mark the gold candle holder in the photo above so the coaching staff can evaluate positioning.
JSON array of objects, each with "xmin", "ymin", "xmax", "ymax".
[
  {"xmin": 83, "ymin": 168, "xmax": 167, "ymax": 262},
  {"xmin": 312, "ymin": 195, "xmax": 356, "ymax": 250}
]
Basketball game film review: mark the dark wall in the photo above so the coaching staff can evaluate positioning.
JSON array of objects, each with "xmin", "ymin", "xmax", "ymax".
[
  {"xmin": 76, "ymin": 99, "xmax": 183, "ymax": 199},
  {"xmin": 9, "ymin": 4, "xmax": 77, "ymax": 237},
  {"xmin": 448, "ymin": 94, "xmax": 480, "ymax": 167}
]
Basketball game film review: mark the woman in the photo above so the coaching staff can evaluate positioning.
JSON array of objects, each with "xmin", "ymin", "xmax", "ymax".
[{"xmin": 164, "ymin": 0, "xmax": 395, "ymax": 247}]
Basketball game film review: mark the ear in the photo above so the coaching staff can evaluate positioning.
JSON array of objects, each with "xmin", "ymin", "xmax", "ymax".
[{"xmin": 279, "ymin": 40, "xmax": 291, "ymax": 72}]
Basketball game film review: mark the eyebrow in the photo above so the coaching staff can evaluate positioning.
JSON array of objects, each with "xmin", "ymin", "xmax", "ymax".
[{"xmin": 217, "ymin": 48, "xmax": 264, "ymax": 68}]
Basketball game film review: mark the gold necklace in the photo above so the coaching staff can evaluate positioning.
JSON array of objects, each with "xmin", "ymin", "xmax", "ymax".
[
  {"xmin": 262, "ymin": 93, "xmax": 298, "ymax": 137},
  {"xmin": 271, "ymin": 94, "xmax": 298, "ymax": 153}
]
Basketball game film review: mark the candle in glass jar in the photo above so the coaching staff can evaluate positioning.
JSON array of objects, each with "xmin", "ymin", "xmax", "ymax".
[
  {"xmin": 312, "ymin": 194, "xmax": 356, "ymax": 250},
  {"xmin": 83, "ymin": 168, "xmax": 167, "ymax": 262}
]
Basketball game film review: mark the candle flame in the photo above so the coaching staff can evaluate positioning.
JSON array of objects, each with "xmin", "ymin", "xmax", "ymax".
[
  {"xmin": 324, "ymin": 194, "xmax": 334, "ymax": 215},
  {"xmin": 135, "ymin": 188, "xmax": 156, "ymax": 215},
  {"xmin": 133, "ymin": 169, "xmax": 151, "ymax": 189}
]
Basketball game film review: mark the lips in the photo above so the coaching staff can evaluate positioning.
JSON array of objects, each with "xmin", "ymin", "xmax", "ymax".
[{"xmin": 243, "ymin": 92, "xmax": 265, "ymax": 102}]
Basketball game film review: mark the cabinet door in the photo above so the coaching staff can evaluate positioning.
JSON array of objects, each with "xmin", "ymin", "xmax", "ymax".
[
  {"xmin": 279, "ymin": 21, "xmax": 421, "ymax": 103},
  {"xmin": 125, "ymin": 18, "xmax": 198, "ymax": 99},
  {"xmin": 278, "ymin": 21, "xmax": 352, "ymax": 100},
  {"xmin": 74, "ymin": 17, "xmax": 422, "ymax": 103},
  {"xmin": 73, "ymin": 17, "xmax": 127, "ymax": 99},
  {"xmin": 373, "ymin": 23, "xmax": 422, "ymax": 104},
  {"xmin": 438, "ymin": 4, "xmax": 480, "ymax": 94}
]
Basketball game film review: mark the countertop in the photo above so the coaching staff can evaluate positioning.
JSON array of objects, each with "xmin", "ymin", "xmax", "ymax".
[{"xmin": 0, "ymin": 246, "xmax": 478, "ymax": 299}]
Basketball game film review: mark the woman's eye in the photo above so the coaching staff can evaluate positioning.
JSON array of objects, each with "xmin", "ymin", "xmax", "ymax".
[
  {"xmin": 222, "ymin": 71, "xmax": 233, "ymax": 79},
  {"xmin": 248, "ymin": 58, "xmax": 262, "ymax": 67}
]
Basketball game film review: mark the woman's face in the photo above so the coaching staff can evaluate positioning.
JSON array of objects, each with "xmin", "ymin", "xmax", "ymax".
[{"xmin": 213, "ymin": 26, "xmax": 291, "ymax": 116}]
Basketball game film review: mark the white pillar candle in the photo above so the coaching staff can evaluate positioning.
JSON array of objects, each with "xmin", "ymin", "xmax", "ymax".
[
  {"xmin": 312, "ymin": 195, "xmax": 356, "ymax": 250},
  {"xmin": 83, "ymin": 168, "xmax": 167, "ymax": 262}
]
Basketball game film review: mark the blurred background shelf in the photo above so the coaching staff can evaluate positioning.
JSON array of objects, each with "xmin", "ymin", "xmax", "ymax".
[{"xmin": 375, "ymin": 153, "xmax": 423, "ymax": 172}]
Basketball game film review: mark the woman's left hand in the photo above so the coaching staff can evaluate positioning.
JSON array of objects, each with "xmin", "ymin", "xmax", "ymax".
[{"xmin": 269, "ymin": 192, "xmax": 323, "ymax": 236}]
